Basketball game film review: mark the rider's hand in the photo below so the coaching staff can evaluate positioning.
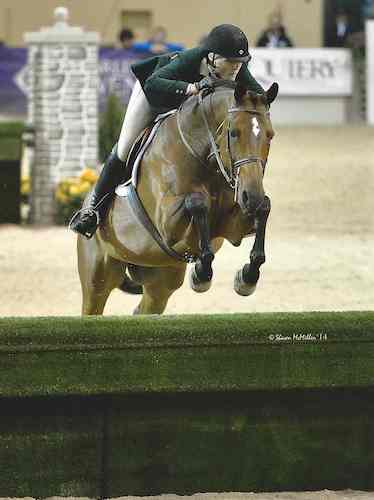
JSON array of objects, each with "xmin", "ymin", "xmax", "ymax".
[
  {"xmin": 196, "ymin": 75, "xmax": 220, "ymax": 92},
  {"xmin": 187, "ymin": 74, "xmax": 220, "ymax": 96}
]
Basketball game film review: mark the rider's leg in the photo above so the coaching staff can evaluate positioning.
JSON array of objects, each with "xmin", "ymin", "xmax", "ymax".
[
  {"xmin": 117, "ymin": 80, "xmax": 154, "ymax": 161},
  {"xmin": 69, "ymin": 80, "xmax": 155, "ymax": 239}
]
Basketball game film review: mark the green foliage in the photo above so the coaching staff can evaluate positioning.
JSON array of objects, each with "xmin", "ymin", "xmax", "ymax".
[
  {"xmin": 99, "ymin": 94, "xmax": 125, "ymax": 162},
  {"xmin": 0, "ymin": 121, "xmax": 24, "ymax": 160},
  {"xmin": 0, "ymin": 121, "xmax": 24, "ymax": 136}
]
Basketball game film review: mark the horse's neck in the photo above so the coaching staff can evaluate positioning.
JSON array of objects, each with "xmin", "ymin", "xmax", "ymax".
[
  {"xmin": 179, "ymin": 89, "xmax": 232, "ymax": 161},
  {"xmin": 208, "ymin": 89, "xmax": 233, "ymax": 130}
]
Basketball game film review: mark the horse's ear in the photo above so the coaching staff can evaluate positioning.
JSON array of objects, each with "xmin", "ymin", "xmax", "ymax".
[
  {"xmin": 266, "ymin": 82, "xmax": 279, "ymax": 105},
  {"xmin": 234, "ymin": 82, "xmax": 247, "ymax": 102}
]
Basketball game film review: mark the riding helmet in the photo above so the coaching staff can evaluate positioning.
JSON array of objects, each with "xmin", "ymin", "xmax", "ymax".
[{"xmin": 202, "ymin": 24, "xmax": 251, "ymax": 62}]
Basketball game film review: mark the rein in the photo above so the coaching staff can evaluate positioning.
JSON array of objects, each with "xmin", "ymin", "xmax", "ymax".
[{"xmin": 198, "ymin": 91, "xmax": 234, "ymax": 188}]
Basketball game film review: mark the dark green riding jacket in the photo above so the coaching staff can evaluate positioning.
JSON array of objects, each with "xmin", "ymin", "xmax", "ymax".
[{"xmin": 131, "ymin": 46, "xmax": 264, "ymax": 113}]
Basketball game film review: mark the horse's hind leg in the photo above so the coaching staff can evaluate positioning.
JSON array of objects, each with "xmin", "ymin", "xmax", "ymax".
[
  {"xmin": 131, "ymin": 265, "xmax": 186, "ymax": 315},
  {"xmin": 77, "ymin": 235, "xmax": 124, "ymax": 315}
]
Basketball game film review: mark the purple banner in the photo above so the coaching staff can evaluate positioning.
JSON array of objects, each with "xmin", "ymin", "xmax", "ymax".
[
  {"xmin": 98, "ymin": 48, "xmax": 149, "ymax": 111},
  {"xmin": 0, "ymin": 46, "xmax": 152, "ymax": 117},
  {"xmin": 0, "ymin": 45, "xmax": 28, "ymax": 115}
]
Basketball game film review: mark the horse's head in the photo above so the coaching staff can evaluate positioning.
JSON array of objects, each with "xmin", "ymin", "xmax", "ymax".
[{"xmin": 218, "ymin": 82, "xmax": 278, "ymax": 215}]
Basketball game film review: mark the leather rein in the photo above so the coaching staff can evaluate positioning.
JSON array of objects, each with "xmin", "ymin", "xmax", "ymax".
[{"xmin": 177, "ymin": 86, "xmax": 268, "ymax": 201}]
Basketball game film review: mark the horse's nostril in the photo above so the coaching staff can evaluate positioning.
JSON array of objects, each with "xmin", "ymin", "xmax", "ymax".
[{"xmin": 242, "ymin": 192, "xmax": 249, "ymax": 205}]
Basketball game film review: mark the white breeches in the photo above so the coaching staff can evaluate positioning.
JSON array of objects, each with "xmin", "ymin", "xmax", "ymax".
[{"xmin": 117, "ymin": 79, "xmax": 156, "ymax": 162}]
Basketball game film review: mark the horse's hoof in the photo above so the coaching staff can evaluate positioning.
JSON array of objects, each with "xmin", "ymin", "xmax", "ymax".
[
  {"xmin": 189, "ymin": 267, "xmax": 212, "ymax": 293},
  {"xmin": 234, "ymin": 269, "xmax": 257, "ymax": 297}
]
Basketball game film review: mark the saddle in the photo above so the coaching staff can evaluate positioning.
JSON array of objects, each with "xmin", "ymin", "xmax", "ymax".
[{"xmin": 116, "ymin": 109, "xmax": 177, "ymax": 194}]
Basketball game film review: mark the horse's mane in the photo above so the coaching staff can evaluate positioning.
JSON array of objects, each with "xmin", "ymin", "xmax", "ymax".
[
  {"xmin": 183, "ymin": 80, "xmax": 235, "ymax": 112},
  {"xmin": 179, "ymin": 79, "xmax": 268, "ymax": 124},
  {"xmin": 209, "ymin": 79, "xmax": 237, "ymax": 90},
  {"xmin": 200, "ymin": 79, "xmax": 267, "ymax": 105}
]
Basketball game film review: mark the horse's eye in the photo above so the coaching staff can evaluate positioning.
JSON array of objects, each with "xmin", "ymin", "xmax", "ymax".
[{"xmin": 230, "ymin": 129, "xmax": 240, "ymax": 138}]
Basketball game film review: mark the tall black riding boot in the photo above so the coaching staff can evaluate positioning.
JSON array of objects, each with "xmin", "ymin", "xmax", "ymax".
[{"xmin": 69, "ymin": 144, "xmax": 127, "ymax": 239}]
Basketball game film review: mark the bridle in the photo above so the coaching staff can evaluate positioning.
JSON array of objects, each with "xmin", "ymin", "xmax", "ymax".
[
  {"xmin": 177, "ymin": 88, "xmax": 269, "ymax": 202},
  {"xmin": 225, "ymin": 105, "xmax": 269, "ymax": 201}
]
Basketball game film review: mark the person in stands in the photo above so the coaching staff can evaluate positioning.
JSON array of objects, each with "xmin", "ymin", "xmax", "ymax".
[
  {"xmin": 256, "ymin": 14, "xmax": 293, "ymax": 48},
  {"xmin": 118, "ymin": 28, "xmax": 135, "ymax": 50},
  {"xmin": 326, "ymin": 10, "xmax": 352, "ymax": 47},
  {"xmin": 133, "ymin": 26, "xmax": 184, "ymax": 54}
]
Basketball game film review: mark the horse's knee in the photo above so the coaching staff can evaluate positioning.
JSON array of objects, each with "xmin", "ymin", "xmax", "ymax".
[{"xmin": 256, "ymin": 195, "xmax": 271, "ymax": 218}]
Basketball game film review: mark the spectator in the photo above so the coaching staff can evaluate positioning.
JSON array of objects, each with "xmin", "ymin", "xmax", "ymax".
[
  {"xmin": 118, "ymin": 28, "xmax": 135, "ymax": 50},
  {"xmin": 326, "ymin": 10, "xmax": 352, "ymax": 47},
  {"xmin": 133, "ymin": 26, "xmax": 184, "ymax": 54},
  {"xmin": 256, "ymin": 14, "xmax": 293, "ymax": 48}
]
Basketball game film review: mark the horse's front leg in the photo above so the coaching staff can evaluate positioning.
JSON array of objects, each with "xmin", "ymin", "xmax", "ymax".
[
  {"xmin": 234, "ymin": 195, "xmax": 271, "ymax": 296},
  {"xmin": 185, "ymin": 192, "xmax": 214, "ymax": 293}
]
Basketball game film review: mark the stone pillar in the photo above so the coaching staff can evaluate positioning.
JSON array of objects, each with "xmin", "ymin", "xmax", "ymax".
[
  {"xmin": 366, "ymin": 20, "xmax": 374, "ymax": 125},
  {"xmin": 24, "ymin": 6, "xmax": 100, "ymax": 224}
]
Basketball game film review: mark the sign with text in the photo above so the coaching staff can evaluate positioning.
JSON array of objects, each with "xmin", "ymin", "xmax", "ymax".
[
  {"xmin": 250, "ymin": 48, "xmax": 353, "ymax": 96},
  {"xmin": 0, "ymin": 47, "xmax": 354, "ymax": 117}
]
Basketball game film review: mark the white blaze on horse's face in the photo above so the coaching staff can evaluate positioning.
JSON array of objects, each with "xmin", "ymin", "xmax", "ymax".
[{"xmin": 252, "ymin": 117, "xmax": 260, "ymax": 137}]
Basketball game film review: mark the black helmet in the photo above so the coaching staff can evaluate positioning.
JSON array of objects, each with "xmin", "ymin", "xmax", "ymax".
[{"xmin": 202, "ymin": 24, "xmax": 251, "ymax": 62}]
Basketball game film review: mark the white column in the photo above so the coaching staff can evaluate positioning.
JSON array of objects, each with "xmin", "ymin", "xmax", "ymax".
[
  {"xmin": 24, "ymin": 6, "xmax": 100, "ymax": 224},
  {"xmin": 366, "ymin": 20, "xmax": 374, "ymax": 125}
]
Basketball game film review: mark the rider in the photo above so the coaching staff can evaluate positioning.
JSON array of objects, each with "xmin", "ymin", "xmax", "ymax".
[{"xmin": 69, "ymin": 24, "xmax": 265, "ymax": 239}]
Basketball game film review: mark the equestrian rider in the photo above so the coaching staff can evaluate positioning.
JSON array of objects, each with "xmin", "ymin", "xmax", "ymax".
[{"xmin": 69, "ymin": 24, "xmax": 265, "ymax": 239}]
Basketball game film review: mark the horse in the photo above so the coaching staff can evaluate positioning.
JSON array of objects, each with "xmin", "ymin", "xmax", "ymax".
[{"xmin": 76, "ymin": 80, "xmax": 278, "ymax": 315}]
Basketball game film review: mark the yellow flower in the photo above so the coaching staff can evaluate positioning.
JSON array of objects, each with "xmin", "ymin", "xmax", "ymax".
[
  {"xmin": 56, "ymin": 190, "xmax": 69, "ymax": 204},
  {"xmin": 55, "ymin": 183, "xmax": 69, "ymax": 203},
  {"xmin": 55, "ymin": 173, "xmax": 95, "ymax": 208},
  {"xmin": 65, "ymin": 177, "xmax": 77, "ymax": 185},
  {"xmin": 79, "ymin": 181, "xmax": 92, "ymax": 194},
  {"xmin": 80, "ymin": 168, "xmax": 98, "ymax": 184},
  {"xmin": 69, "ymin": 184, "xmax": 81, "ymax": 197}
]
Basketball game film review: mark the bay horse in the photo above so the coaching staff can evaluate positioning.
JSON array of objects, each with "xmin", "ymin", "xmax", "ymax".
[{"xmin": 77, "ymin": 81, "xmax": 278, "ymax": 315}]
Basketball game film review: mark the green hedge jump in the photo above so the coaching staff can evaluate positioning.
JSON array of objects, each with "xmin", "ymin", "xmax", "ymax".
[{"xmin": 0, "ymin": 311, "xmax": 373, "ymax": 497}]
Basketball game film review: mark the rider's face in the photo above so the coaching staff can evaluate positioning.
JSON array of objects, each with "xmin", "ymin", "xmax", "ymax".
[{"xmin": 210, "ymin": 55, "xmax": 243, "ymax": 80}]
